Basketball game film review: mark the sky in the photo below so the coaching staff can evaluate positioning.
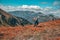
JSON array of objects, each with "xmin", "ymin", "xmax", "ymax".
[
  {"xmin": 0, "ymin": 0, "xmax": 59, "ymax": 7},
  {"xmin": 0, "ymin": 0, "xmax": 60, "ymax": 17}
]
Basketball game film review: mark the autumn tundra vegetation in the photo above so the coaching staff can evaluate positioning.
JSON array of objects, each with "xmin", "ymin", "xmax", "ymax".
[
  {"xmin": 0, "ymin": 9, "xmax": 60, "ymax": 40},
  {"xmin": 0, "ymin": 19, "xmax": 60, "ymax": 40}
]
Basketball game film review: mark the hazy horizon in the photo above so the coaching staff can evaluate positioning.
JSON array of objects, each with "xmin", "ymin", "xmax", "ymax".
[{"xmin": 0, "ymin": 0, "xmax": 60, "ymax": 17}]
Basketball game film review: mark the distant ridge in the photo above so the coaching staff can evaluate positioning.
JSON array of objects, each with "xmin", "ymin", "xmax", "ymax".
[
  {"xmin": 9, "ymin": 11, "xmax": 59, "ymax": 23},
  {"xmin": 0, "ymin": 9, "xmax": 32, "ymax": 26}
]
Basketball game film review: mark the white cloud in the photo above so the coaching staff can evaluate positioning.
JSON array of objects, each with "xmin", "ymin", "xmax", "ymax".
[
  {"xmin": 20, "ymin": 5, "xmax": 40, "ymax": 9},
  {"xmin": 40, "ymin": 7, "xmax": 60, "ymax": 17},
  {"xmin": 0, "ymin": 5, "xmax": 16, "ymax": 11},
  {"xmin": 40, "ymin": 7, "xmax": 53, "ymax": 14},
  {"xmin": 52, "ymin": 9, "xmax": 60, "ymax": 17},
  {"xmin": 0, "ymin": 5, "xmax": 41, "ymax": 12},
  {"xmin": 53, "ymin": 1, "xmax": 60, "ymax": 6},
  {"xmin": 0, "ymin": 4, "xmax": 60, "ymax": 17},
  {"xmin": 50, "ymin": 9, "xmax": 60, "ymax": 14},
  {"xmin": 43, "ymin": 7, "xmax": 52, "ymax": 11},
  {"xmin": 41, "ymin": 2, "xmax": 47, "ymax": 4}
]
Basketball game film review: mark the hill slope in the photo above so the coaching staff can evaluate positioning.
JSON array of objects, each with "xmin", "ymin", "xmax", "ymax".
[
  {"xmin": 0, "ymin": 9, "xmax": 32, "ymax": 26},
  {"xmin": 0, "ymin": 19, "xmax": 60, "ymax": 40}
]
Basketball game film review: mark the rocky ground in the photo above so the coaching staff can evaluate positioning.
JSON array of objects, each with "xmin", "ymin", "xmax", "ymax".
[{"xmin": 0, "ymin": 20, "xmax": 60, "ymax": 40}]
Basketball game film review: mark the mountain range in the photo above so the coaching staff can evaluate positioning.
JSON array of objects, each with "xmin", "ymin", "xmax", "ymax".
[
  {"xmin": 0, "ymin": 9, "xmax": 32, "ymax": 26},
  {"xmin": 9, "ymin": 11, "xmax": 59, "ymax": 24},
  {"xmin": 0, "ymin": 9, "xmax": 60, "ymax": 26}
]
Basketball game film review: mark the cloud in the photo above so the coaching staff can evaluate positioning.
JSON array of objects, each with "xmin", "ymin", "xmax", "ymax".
[
  {"xmin": 41, "ymin": 2, "xmax": 47, "ymax": 4},
  {"xmin": 0, "ymin": 5, "xmax": 16, "ymax": 11},
  {"xmin": 43, "ymin": 7, "xmax": 52, "ymax": 11},
  {"xmin": 20, "ymin": 5, "xmax": 40, "ymax": 9},
  {"xmin": 53, "ymin": 1, "xmax": 60, "ymax": 6},
  {"xmin": 40, "ymin": 7, "xmax": 60, "ymax": 17},
  {"xmin": 51, "ymin": 9, "xmax": 60, "ymax": 17},
  {"xmin": 41, "ymin": 7, "xmax": 53, "ymax": 14},
  {"xmin": 0, "ymin": 5, "xmax": 53, "ymax": 12},
  {"xmin": 0, "ymin": 5, "xmax": 42, "ymax": 12},
  {"xmin": 0, "ymin": 4, "xmax": 60, "ymax": 17}
]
